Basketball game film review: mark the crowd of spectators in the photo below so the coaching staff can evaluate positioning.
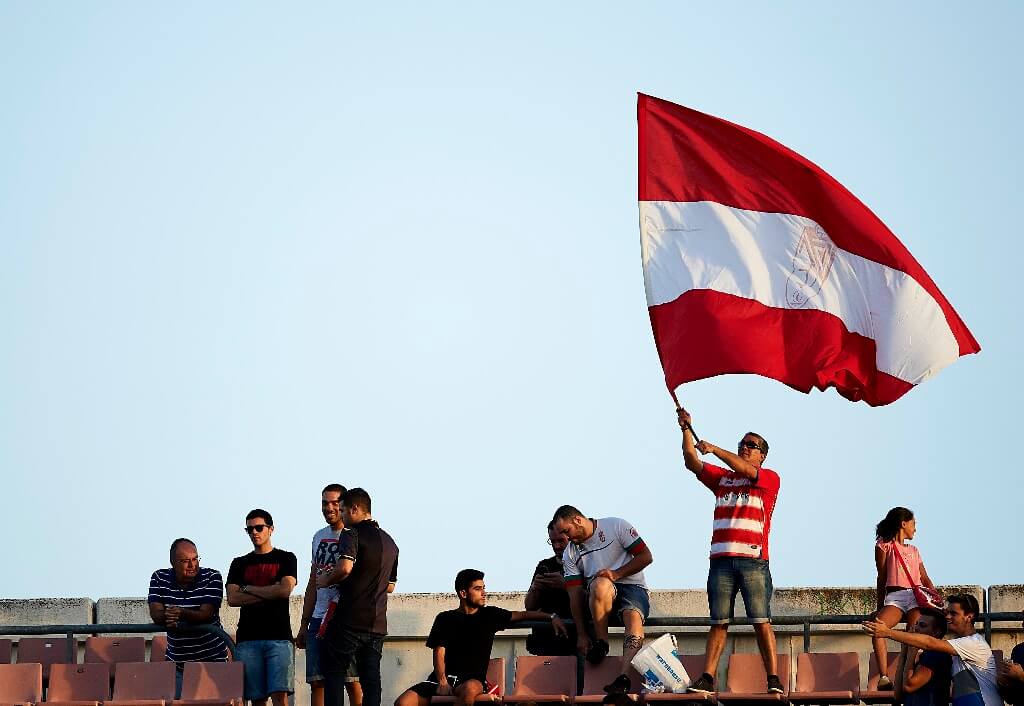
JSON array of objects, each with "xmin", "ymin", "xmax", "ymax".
[{"xmin": 145, "ymin": 408, "xmax": 1024, "ymax": 706}]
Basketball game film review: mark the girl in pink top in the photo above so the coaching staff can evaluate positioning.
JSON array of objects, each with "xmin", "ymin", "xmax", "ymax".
[{"xmin": 872, "ymin": 506, "xmax": 937, "ymax": 689}]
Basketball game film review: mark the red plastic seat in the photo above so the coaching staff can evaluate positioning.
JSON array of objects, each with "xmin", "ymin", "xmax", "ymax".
[
  {"xmin": 504, "ymin": 655, "xmax": 577, "ymax": 704},
  {"xmin": 48, "ymin": 662, "xmax": 112, "ymax": 701},
  {"xmin": 641, "ymin": 654, "xmax": 715, "ymax": 704},
  {"xmin": 788, "ymin": 653, "xmax": 858, "ymax": 704},
  {"xmin": 716, "ymin": 653, "xmax": 790, "ymax": 704},
  {"xmin": 15, "ymin": 637, "xmax": 72, "ymax": 679},
  {"xmin": 85, "ymin": 637, "xmax": 147, "ymax": 665},
  {"xmin": 172, "ymin": 661, "xmax": 243, "ymax": 704},
  {"xmin": 430, "ymin": 658, "xmax": 505, "ymax": 703},
  {"xmin": 110, "ymin": 661, "xmax": 176, "ymax": 703},
  {"xmin": 150, "ymin": 636, "xmax": 168, "ymax": 663},
  {"xmin": 858, "ymin": 652, "xmax": 899, "ymax": 704},
  {"xmin": 0, "ymin": 639, "xmax": 12, "ymax": 664},
  {"xmin": 0, "ymin": 662, "xmax": 43, "ymax": 703},
  {"xmin": 577, "ymin": 658, "xmax": 641, "ymax": 703}
]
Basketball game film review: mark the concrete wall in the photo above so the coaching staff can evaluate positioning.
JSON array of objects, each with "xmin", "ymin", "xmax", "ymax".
[{"xmin": 1, "ymin": 586, "xmax": 1021, "ymax": 705}]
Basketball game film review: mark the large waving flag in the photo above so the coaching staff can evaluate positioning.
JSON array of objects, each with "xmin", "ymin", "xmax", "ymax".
[{"xmin": 639, "ymin": 94, "xmax": 979, "ymax": 406}]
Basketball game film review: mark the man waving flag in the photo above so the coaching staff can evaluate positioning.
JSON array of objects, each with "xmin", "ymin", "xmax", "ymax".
[{"xmin": 638, "ymin": 93, "xmax": 979, "ymax": 406}]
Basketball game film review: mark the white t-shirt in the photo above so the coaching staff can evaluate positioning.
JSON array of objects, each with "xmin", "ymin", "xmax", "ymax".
[
  {"xmin": 310, "ymin": 525, "xmax": 344, "ymax": 619},
  {"xmin": 563, "ymin": 517, "xmax": 648, "ymax": 588},
  {"xmin": 948, "ymin": 633, "xmax": 1001, "ymax": 706}
]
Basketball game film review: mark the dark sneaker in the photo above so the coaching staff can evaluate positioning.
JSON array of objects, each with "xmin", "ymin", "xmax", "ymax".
[
  {"xmin": 766, "ymin": 675, "xmax": 784, "ymax": 694},
  {"xmin": 603, "ymin": 674, "xmax": 632, "ymax": 695},
  {"xmin": 586, "ymin": 638, "xmax": 610, "ymax": 664},
  {"xmin": 876, "ymin": 676, "xmax": 894, "ymax": 691},
  {"xmin": 687, "ymin": 673, "xmax": 715, "ymax": 694}
]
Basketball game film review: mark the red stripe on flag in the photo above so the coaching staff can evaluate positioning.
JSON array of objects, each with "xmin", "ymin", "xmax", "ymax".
[
  {"xmin": 638, "ymin": 94, "xmax": 979, "ymax": 357},
  {"xmin": 649, "ymin": 289, "xmax": 913, "ymax": 406}
]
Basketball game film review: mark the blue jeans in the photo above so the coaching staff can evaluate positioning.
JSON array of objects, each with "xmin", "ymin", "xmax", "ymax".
[
  {"xmin": 235, "ymin": 639, "xmax": 295, "ymax": 700},
  {"xmin": 708, "ymin": 557, "xmax": 773, "ymax": 624},
  {"xmin": 321, "ymin": 627, "xmax": 383, "ymax": 706}
]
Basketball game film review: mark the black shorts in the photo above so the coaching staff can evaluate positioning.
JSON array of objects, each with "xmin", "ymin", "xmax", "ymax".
[{"xmin": 409, "ymin": 675, "xmax": 491, "ymax": 698}]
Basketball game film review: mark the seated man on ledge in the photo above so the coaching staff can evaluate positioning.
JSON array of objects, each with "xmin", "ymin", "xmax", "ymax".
[
  {"xmin": 551, "ymin": 505, "xmax": 653, "ymax": 692},
  {"xmin": 395, "ymin": 569, "xmax": 567, "ymax": 706},
  {"xmin": 525, "ymin": 520, "xmax": 578, "ymax": 656}
]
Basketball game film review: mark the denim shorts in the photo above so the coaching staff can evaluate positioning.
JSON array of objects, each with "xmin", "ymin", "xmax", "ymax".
[
  {"xmin": 235, "ymin": 639, "xmax": 295, "ymax": 700},
  {"xmin": 603, "ymin": 582, "xmax": 651, "ymax": 623},
  {"xmin": 883, "ymin": 588, "xmax": 918, "ymax": 613},
  {"xmin": 307, "ymin": 617, "xmax": 359, "ymax": 684},
  {"xmin": 707, "ymin": 557, "xmax": 773, "ymax": 624}
]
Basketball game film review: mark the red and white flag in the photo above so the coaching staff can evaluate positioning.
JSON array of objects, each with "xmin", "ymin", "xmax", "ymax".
[{"xmin": 638, "ymin": 94, "xmax": 979, "ymax": 406}]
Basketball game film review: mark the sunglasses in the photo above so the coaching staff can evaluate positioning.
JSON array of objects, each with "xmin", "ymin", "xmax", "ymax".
[
  {"xmin": 244, "ymin": 524, "xmax": 270, "ymax": 534},
  {"xmin": 738, "ymin": 440, "xmax": 764, "ymax": 452}
]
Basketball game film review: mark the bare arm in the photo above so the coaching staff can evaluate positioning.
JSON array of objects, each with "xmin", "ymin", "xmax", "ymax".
[
  {"xmin": 149, "ymin": 601, "xmax": 167, "ymax": 625},
  {"xmin": 919, "ymin": 562, "xmax": 936, "ymax": 590},
  {"xmin": 862, "ymin": 621, "xmax": 956, "ymax": 655},
  {"xmin": 226, "ymin": 583, "xmax": 268, "ymax": 607},
  {"xmin": 246, "ymin": 576, "xmax": 297, "ymax": 600},
  {"xmin": 433, "ymin": 646, "xmax": 451, "ymax": 694},
  {"xmin": 317, "ymin": 558, "xmax": 354, "ymax": 588},
  {"xmin": 699, "ymin": 442, "xmax": 759, "ymax": 480},
  {"xmin": 296, "ymin": 566, "xmax": 318, "ymax": 647},
  {"xmin": 567, "ymin": 584, "xmax": 590, "ymax": 653},
  {"xmin": 176, "ymin": 603, "xmax": 217, "ymax": 624},
  {"xmin": 875, "ymin": 544, "xmax": 887, "ymax": 611},
  {"xmin": 902, "ymin": 651, "xmax": 934, "ymax": 694},
  {"xmin": 595, "ymin": 547, "xmax": 653, "ymax": 583},
  {"xmin": 387, "ymin": 582, "xmax": 396, "ymax": 594},
  {"xmin": 510, "ymin": 611, "xmax": 568, "ymax": 637}
]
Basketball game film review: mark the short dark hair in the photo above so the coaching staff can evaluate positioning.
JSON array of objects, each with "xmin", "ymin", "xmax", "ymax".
[
  {"xmin": 342, "ymin": 487, "xmax": 371, "ymax": 513},
  {"xmin": 455, "ymin": 568, "xmax": 484, "ymax": 593},
  {"xmin": 322, "ymin": 483, "xmax": 347, "ymax": 495},
  {"xmin": 745, "ymin": 432, "xmax": 769, "ymax": 455},
  {"xmin": 947, "ymin": 593, "xmax": 980, "ymax": 621},
  {"xmin": 552, "ymin": 505, "xmax": 584, "ymax": 523},
  {"xmin": 246, "ymin": 508, "xmax": 274, "ymax": 526},
  {"xmin": 169, "ymin": 538, "xmax": 196, "ymax": 564},
  {"xmin": 547, "ymin": 519, "xmax": 556, "ymax": 531},
  {"xmin": 918, "ymin": 607, "xmax": 948, "ymax": 636}
]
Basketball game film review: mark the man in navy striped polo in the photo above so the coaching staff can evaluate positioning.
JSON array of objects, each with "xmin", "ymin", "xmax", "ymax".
[{"xmin": 148, "ymin": 538, "xmax": 229, "ymax": 697}]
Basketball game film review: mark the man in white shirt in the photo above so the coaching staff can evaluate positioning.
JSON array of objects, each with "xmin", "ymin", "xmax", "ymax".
[
  {"xmin": 863, "ymin": 594, "xmax": 1000, "ymax": 706},
  {"xmin": 551, "ymin": 505, "xmax": 653, "ymax": 691}
]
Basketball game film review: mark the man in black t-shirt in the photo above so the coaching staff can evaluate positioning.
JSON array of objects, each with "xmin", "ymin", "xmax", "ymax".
[
  {"xmin": 395, "ymin": 569, "xmax": 568, "ymax": 706},
  {"xmin": 896, "ymin": 609, "xmax": 952, "ymax": 706},
  {"xmin": 524, "ymin": 521, "xmax": 577, "ymax": 656},
  {"xmin": 226, "ymin": 509, "xmax": 299, "ymax": 706},
  {"xmin": 317, "ymin": 488, "xmax": 399, "ymax": 706}
]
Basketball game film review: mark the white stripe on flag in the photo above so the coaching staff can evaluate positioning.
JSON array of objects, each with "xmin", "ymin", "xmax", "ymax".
[
  {"xmin": 640, "ymin": 200, "xmax": 960, "ymax": 384},
  {"xmin": 713, "ymin": 518, "xmax": 764, "ymax": 532}
]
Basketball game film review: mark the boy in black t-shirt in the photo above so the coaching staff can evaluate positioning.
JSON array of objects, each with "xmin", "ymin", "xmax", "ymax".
[
  {"xmin": 896, "ymin": 609, "xmax": 953, "ymax": 706},
  {"xmin": 395, "ymin": 569, "xmax": 568, "ymax": 706},
  {"xmin": 226, "ymin": 509, "xmax": 299, "ymax": 706}
]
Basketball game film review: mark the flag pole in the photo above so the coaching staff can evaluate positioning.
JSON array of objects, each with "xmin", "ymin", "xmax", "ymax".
[{"xmin": 670, "ymin": 388, "xmax": 701, "ymax": 443}]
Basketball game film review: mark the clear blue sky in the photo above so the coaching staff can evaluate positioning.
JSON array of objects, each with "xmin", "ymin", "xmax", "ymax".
[{"xmin": 2, "ymin": 3, "xmax": 1020, "ymax": 600}]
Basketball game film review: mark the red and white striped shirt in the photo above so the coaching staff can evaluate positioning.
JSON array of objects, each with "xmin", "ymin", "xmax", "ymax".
[{"xmin": 698, "ymin": 463, "xmax": 780, "ymax": 561}]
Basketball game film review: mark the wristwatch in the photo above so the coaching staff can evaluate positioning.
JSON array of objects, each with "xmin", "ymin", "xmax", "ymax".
[
  {"xmin": 549, "ymin": 613, "xmax": 558, "ymax": 621},
  {"xmin": 240, "ymin": 585, "xmax": 249, "ymax": 594}
]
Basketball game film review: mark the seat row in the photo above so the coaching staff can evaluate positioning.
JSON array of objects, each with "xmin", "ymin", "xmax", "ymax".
[
  {"xmin": 458, "ymin": 650, "xmax": 1006, "ymax": 705},
  {"xmin": 0, "ymin": 637, "xmax": 170, "ymax": 673},
  {"xmin": 0, "ymin": 660, "xmax": 240, "ymax": 706}
]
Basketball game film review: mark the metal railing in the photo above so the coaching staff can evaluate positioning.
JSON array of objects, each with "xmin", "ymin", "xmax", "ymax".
[{"xmin": 0, "ymin": 623, "xmax": 235, "ymax": 662}]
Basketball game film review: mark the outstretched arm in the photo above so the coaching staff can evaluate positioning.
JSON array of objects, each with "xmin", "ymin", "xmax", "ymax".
[{"xmin": 862, "ymin": 621, "xmax": 956, "ymax": 655}]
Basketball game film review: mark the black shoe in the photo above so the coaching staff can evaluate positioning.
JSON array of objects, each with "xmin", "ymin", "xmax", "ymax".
[
  {"xmin": 687, "ymin": 673, "xmax": 715, "ymax": 694},
  {"xmin": 603, "ymin": 674, "xmax": 632, "ymax": 695},
  {"xmin": 876, "ymin": 676, "xmax": 894, "ymax": 691},
  {"xmin": 587, "ymin": 639, "xmax": 610, "ymax": 664},
  {"xmin": 766, "ymin": 675, "xmax": 784, "ymax": 694}
]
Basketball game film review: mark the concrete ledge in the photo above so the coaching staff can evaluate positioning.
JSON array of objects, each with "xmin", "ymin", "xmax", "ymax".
[{"xmin": 0, "ymin": 598, "xmax": 92, "ymax": 628}]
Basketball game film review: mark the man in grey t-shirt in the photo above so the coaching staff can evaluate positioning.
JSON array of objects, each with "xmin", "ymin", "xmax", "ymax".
[{"xmin": 297, "ymin": 484, "xmax": 362, "ymax": 706}]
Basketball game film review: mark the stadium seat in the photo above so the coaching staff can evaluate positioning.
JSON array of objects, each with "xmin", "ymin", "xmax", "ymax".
[
  {"xmin": 172, "ymin": 661, "xmax": 243, "ymax": 704},
  {"xmin": 0, "ymin": 639, "xmax": 11, "ymax": 664},
  {"xmin": 858, "ymin": 652, "xmax": 899, "ymax": 704},
  {"xmin": 150, "ymin": 636, "xmax": 168, "ymax": 663},
  {"xmin": 504, "ymin": 655, "xmax": 577, "ymax": 704},
  {"xmin": 47, "ymin": 662, "xmax": 112, "ymax": 702},
  {"xmin": 85, "ymin": 637, "xmax": 146, "ymax": 665},
  {"xmin": 430, "ymin": 658, "xmax": 505, "ymax": 703},
  {"xmin": 716, "ymin": 653, "xmax": 790, "ymax": 704},
  {"xmin": 641, "ymin": 654, "xmax": 714, "ymax": 703},
  {"xmin": 111, "ymin": 661, "xmax": 176, "ymax": 702},
  {"xmin": 16, "ymin": 637, "xmax": 72, "ymax": 679},
  {"xmin": 0, "ymin": 662, "xmax": 43, "ymax": 704},
  {"xmin": 788, "ymin": 653, "xmax": 858, "ymax": 704},
  {"xmin": 576, "ymin": 658, "xmax": 640, "ymax": 703}
]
